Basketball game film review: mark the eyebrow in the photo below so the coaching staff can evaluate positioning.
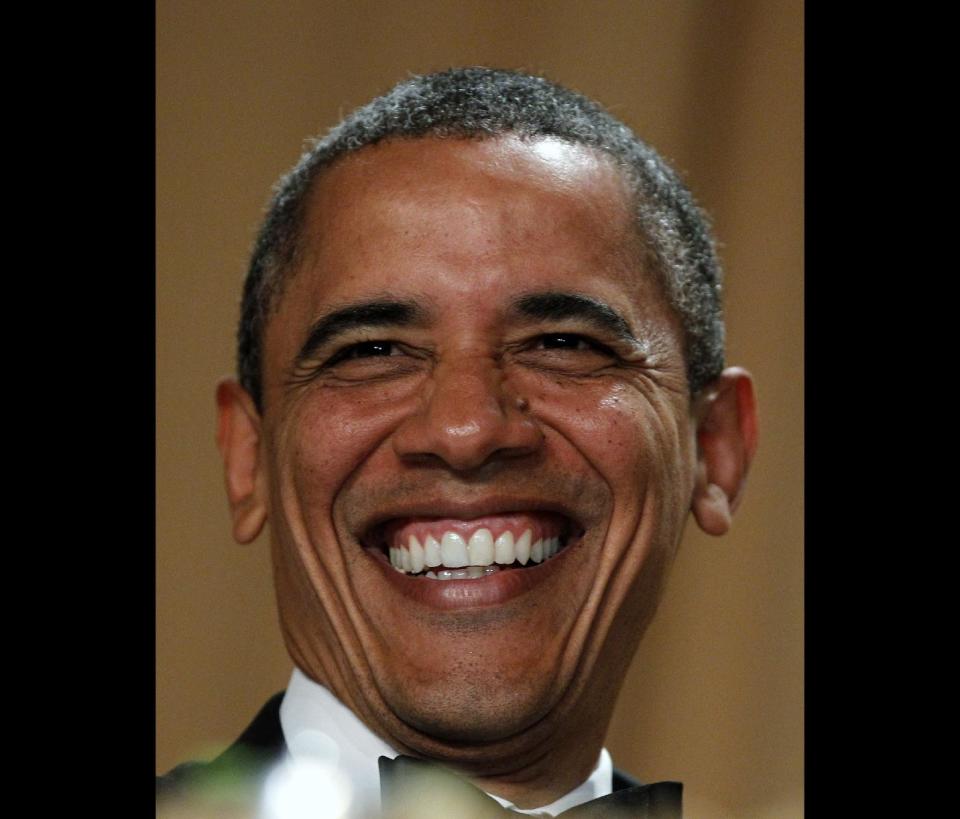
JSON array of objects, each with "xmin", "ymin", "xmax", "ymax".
[
  {"xmin": 512, "ymin": 292, "xmax": 637, "ymax": 343},
  {"xmin": 295, "ymin": 299, "xmax": 424, "ymax": 363}
]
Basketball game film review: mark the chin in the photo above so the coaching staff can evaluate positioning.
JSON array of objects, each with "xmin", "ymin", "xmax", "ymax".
[{"xmin": 386, "ymin": 673, "xmax": 558, "ymax": 744}]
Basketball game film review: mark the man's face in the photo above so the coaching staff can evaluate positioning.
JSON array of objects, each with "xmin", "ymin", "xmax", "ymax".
[{"xmin": 253, "ymin": 135, "xmax": 698, "ymax": 753}]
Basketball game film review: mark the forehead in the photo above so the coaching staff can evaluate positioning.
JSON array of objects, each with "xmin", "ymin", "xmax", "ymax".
[
  {"xmin": 308, "ymin": 135, "xmax": 635, "ymax": 253},
  {"xmin": 265, "ymin": 135, "xmax": 672, "ymax": 358}
]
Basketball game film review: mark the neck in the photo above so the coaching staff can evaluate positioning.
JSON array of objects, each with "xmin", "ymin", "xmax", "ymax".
[{"xmin": 460, "ymin": 721, "xmax": 609, "ymax": 809}]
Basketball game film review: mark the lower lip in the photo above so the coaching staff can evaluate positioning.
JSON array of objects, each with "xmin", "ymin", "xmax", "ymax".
[{"xmin": 366, "ymin": 546, "xmax": 573, "ymax": 610}]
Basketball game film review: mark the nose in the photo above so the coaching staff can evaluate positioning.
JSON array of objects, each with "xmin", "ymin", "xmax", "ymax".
[{"xmin": 391, "ymin": 356, "xmax": 544, "ymax": 472}]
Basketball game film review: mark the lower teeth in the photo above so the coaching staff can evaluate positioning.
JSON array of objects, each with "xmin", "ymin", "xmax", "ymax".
[{"xmin": 425, "ymin": 566, "xmax": 502, "ymax": 580}]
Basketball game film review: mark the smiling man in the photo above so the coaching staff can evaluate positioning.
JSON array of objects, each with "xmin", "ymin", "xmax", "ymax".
[{"xmin": 159, "ymin": 68, "xmax": 757, "ymax": 818}]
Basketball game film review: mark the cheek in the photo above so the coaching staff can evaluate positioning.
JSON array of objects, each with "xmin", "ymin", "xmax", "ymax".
[
  {"xmin": 520, "ymin": 378, "xmax": 691, "ymax": 501},
  {"xmin": 274, "ymin": 383, "xmax": 417, "ymax": 505}
]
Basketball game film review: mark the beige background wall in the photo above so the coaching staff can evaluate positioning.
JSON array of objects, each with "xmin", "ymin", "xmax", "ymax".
[{"xmin": 156, "ymin": 2, "xmax": 803, "ymax": 816}]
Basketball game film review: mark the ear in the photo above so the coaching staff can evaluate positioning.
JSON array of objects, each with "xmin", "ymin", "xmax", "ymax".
[
  {"xmin": 215, "ymin": 379, "xmax": 269, "ymax": 544},
  {"xmin": 690, "ymin": 367, "xmax": 758, "ymax": 536}
]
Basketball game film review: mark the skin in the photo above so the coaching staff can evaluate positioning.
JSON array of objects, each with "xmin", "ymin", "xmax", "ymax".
[{"xmin": 216, "ymin": 135, "xmax": 757, "ymax": 808}]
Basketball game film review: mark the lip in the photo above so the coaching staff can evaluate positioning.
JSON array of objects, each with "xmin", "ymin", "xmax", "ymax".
[
  {"xmin": 354, "ymin": 495, "xmax": 586, "ymax": 610},
  {"xmin": 365, "ymin": 539, "xmax": 576, "ymax": 609}
]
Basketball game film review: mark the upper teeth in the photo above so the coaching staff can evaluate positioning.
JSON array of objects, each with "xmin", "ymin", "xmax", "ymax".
[{"xmin": 388, "ymin": 527, "xmax": 563, "ymax": 574}]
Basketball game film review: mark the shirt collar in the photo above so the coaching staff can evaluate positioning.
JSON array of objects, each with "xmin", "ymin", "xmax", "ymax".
[{"xmin": 278, "ymin": 667, "xmax": 613, "ymax": 816}]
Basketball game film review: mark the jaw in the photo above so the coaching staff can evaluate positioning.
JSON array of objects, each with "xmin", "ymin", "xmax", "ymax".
[
  {"xmin": 272, "ymin": 491, "xmax": 681, "ymax": 806},
  {"xmin": 271, "ymin": 457, "xmax": 676, "ymax": 762}
]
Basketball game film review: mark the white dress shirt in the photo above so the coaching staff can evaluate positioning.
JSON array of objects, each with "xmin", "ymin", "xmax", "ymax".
[{"xmin": 273, "ymin": 667, "xmax": 613, "ymax": 817}]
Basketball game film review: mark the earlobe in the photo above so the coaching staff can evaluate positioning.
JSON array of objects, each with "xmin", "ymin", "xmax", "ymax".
[
  {"xmin": 690, "ymin": 367, "xmax": 758, "ymax": 537},
  {"xmin": 215, "ymin": 379, "xmax": 269, "ymax": 544}
]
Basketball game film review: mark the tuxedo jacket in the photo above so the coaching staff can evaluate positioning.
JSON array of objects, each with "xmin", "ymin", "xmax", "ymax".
[{"xmin": 157, "ymin": 692, "xmax": 681, "ymax": 816}]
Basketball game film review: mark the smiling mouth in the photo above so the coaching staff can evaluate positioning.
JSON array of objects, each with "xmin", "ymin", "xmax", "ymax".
[{"xmin": 366, "ymin": 512, "xmax": 583, "ymax": 580}]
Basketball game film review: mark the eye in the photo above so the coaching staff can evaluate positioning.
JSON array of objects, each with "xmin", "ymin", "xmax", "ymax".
[
  {"xmin": 511, "ymin": 332, "xmax": 618, "ymax": 376},
  {"xmin": 534, "ymin": 334, "xmax": 613, "ymax": 355},
  {"xmin": 327, "ymin": 340, "xmax": 401, "ymax": 366},
  {"xmin": 289, "ymin": 338, "xmax": 425, "ymax": 390},
  {"xmin": 536, "ymin": 334, "xmax": 596, "ymax": 351}
]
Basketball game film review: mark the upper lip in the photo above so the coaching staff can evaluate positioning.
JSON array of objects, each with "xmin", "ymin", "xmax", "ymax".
[{"xmin": 356, "ymin": 494, "xmax": 586, "ymax": 549}]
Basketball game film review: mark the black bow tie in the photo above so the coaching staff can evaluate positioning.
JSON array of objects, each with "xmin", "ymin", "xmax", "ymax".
[{"xmin": 379, "ymin": 755, "xmax": 681, "ymax": 818}]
